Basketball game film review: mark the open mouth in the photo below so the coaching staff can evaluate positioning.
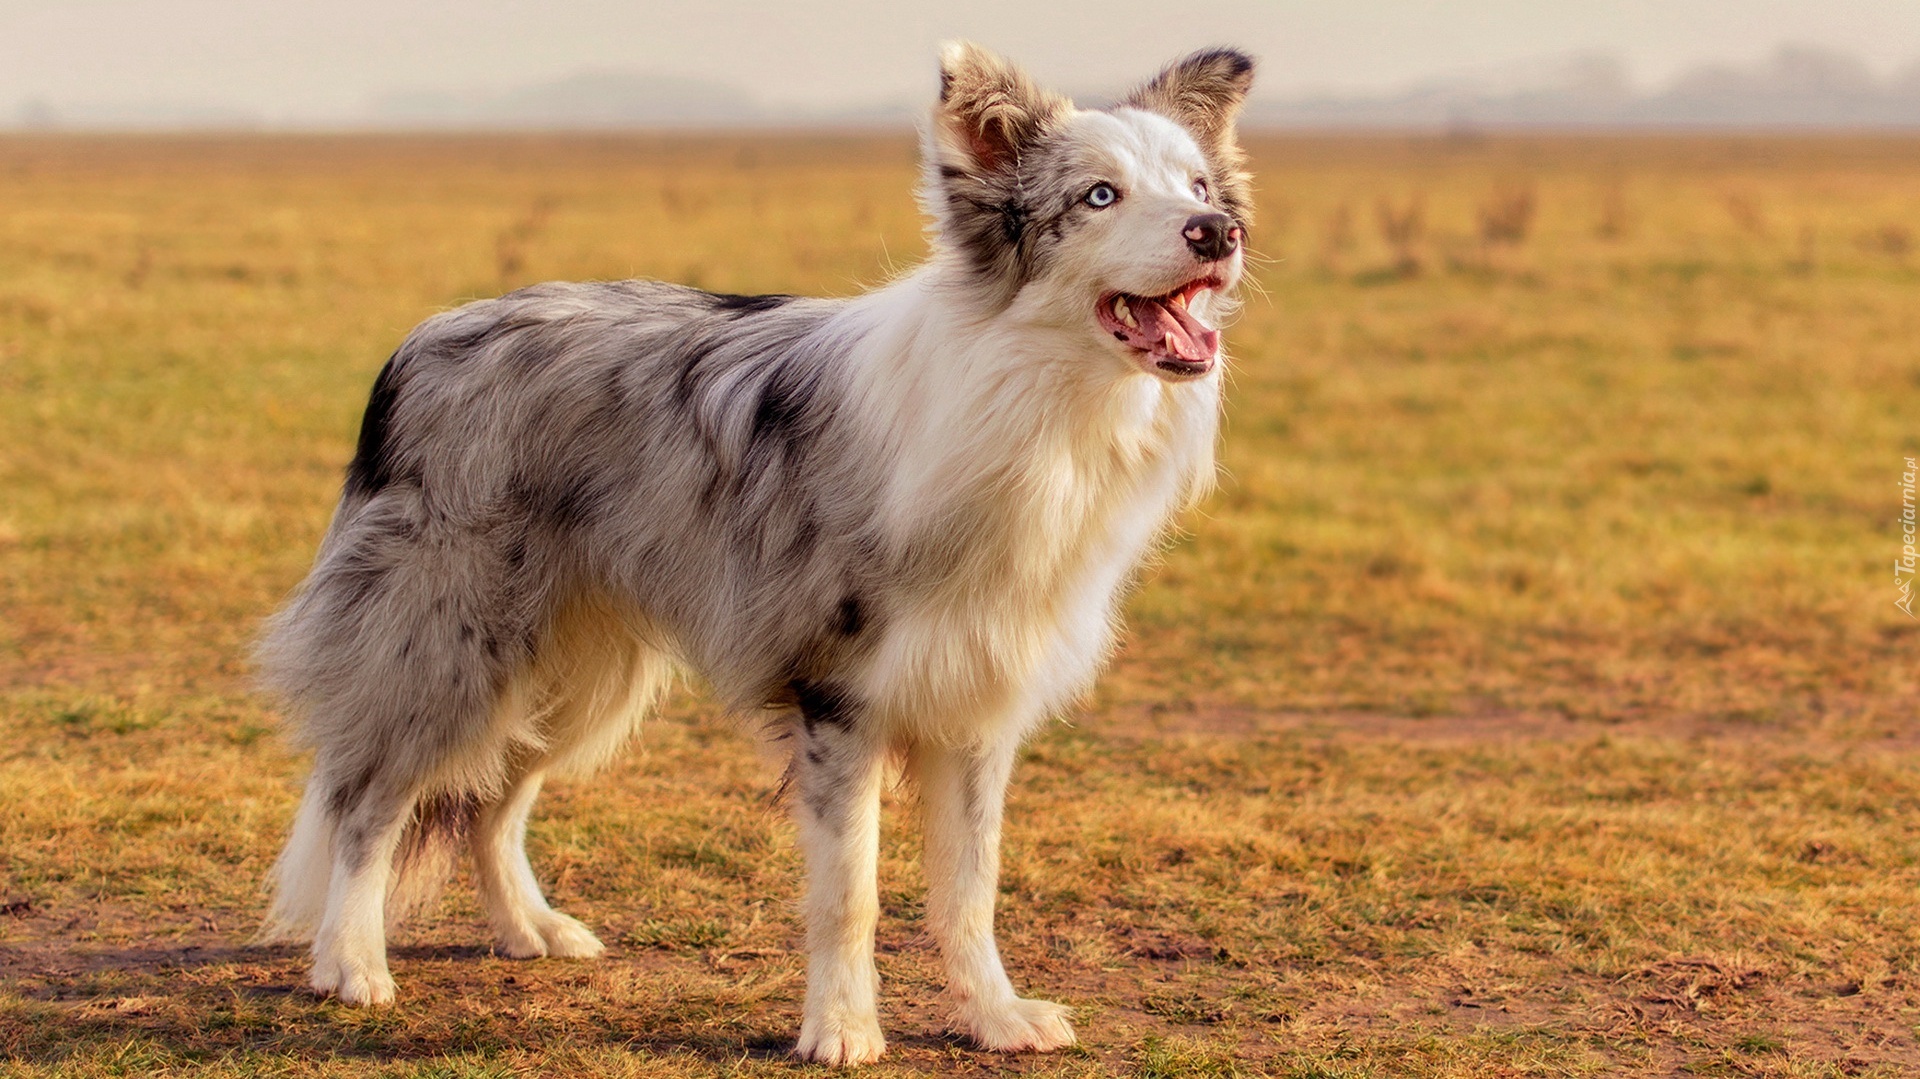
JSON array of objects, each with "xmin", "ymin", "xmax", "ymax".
[{"xmin": 1095, "ymin": 277, "xmax": 1223, "ymax": 377}]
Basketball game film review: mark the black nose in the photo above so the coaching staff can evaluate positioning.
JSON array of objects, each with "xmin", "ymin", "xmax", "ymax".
[{"xmin": 1183, "ymin": 213, "xmax": 1241, "ymax": 261}]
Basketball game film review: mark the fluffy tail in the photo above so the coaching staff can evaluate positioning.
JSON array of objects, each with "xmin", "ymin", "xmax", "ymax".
[
  {"xmin": 259, "ymin": 780, "xmax": 474, "ymax": 943},
  {"xmin": 386, "ymin": 792, "xmax": 476, "ymax": 928}
]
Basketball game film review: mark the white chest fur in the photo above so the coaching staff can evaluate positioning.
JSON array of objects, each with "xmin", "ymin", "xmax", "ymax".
[{"xmin": 840, "ymin": 284, "xmax": 1222, "ymax": 741}]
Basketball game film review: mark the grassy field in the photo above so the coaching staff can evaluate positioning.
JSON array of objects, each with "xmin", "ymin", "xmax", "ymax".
[{"xmin": 1, "ymin": 131, "xmax": 1917, "ymax": 1077}]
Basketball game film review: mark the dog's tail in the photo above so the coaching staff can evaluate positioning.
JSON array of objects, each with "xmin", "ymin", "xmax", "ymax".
[
  {"xmin": 258, "ymin": 781, "xmax": 474, "ymax": 943},
  {"xmin": 386, "ymin": 792, "xmax": 476, "ymax": 928}
]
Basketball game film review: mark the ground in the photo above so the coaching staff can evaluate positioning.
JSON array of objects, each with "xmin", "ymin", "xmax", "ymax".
[{"xmin": 1, "ymin": 133, "xmax": 1916, "ymax": 1077}]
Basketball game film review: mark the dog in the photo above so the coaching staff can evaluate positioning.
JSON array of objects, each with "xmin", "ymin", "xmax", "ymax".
[{"xmin": 257, "ymin": 42, "xmax": 1253, "ymax": 1064}]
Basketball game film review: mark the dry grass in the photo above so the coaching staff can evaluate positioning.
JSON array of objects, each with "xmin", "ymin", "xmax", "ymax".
[{"xmin": 2, "ymin": 132, "xmax": 1918, "ymax": 1077}]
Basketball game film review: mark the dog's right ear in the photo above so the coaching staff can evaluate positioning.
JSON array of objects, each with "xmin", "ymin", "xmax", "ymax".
[
  {"xmin": 1124, "ymin": 48, "xmax": 1256, "ymax": 227},
  {"xmin": 932, "ymin": 41, "xmax": 1068, "ymax": 177},
  {"xmin": 1124, "ymin": 48, "xmax": 1255, "ymax": 156}
]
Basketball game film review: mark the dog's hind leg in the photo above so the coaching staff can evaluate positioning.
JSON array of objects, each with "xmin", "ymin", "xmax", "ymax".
[
  {"xmin": 308, "ymin": 775, "xmax": 420, "ymax": 1005},
  {"xmin": 261, "ymin": 780, "xmax": 340, "ymax": 945},
  {"xmin": 908, "ymin": 735, "xmax": 1075, "ymax": 1053},
  {"xmin": 471, "ymin": 766, "xmax": 604, "ymax": 959},
  {"xmin": 469, "ymin": 601, "xmax": 671, "ymax": 959},
  {"xmin": 789, "ymin": 690, "xmax": 889, "ymax": 1065}
]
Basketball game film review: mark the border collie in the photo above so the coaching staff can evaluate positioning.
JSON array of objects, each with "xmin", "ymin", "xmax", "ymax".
[{"xmin": 258, "ymin": 42, "xmax": 1253, "ymax": 1064}]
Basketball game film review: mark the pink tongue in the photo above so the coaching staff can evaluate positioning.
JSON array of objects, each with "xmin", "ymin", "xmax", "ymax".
[{"xmin": 1129, "ymin": 296, "xmax": 1219, "ymax": 362}]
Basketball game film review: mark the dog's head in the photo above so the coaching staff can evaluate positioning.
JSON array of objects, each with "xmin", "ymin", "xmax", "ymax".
[{"xmin": 924, "ymin": 43, "xmax": 1255, "ymax": 382}]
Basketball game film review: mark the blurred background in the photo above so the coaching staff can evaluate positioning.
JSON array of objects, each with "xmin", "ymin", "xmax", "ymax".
[{"xmin": 6, "ymin": 0, "xmax": 1920, "ymax": 132}]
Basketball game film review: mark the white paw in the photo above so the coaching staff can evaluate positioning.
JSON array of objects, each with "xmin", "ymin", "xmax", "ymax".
[
  {"xmin": 495, "ymin": 911, "xmax": 605, "ymax": 959},
  {"xmin": 795, "ymin": 1012, "xmax": 887, "ymax": 1065},
  {"xmin": 311, "ymin": 954, "xmax": 395, "ymax": 1006},
  {"xmin": 953, "ymin": 996, "xmax": 1076, "ymax": 1053},
  {"xmin": 536, "ymin": 911, "xmax": 606, "ymax": 958},
  {"xmin": 493, "ymin": 923, "xmax": 549, "ymax": 959}
]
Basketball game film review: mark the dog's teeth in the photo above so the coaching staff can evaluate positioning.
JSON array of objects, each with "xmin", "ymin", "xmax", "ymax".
[
  {"xmin": 1170, "ymin": 293, "xmax": 1187, "ymax": 311},
  {"xmin": 1163, "ymin": 332, "xmax": 1176, "ymax": 353},
  {"xmin": 1114, "ymin": 296, "xmax": 1135, "ymax": 328}
]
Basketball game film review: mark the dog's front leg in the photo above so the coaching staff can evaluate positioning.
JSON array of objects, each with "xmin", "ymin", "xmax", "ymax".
[
  {"xmin": 909, "ymin": 737, "xmax": 1076, "ymax": 1053},
  {"xmin": 791, "ymin": 714, "xmax": 889, "ymax": 1065}
]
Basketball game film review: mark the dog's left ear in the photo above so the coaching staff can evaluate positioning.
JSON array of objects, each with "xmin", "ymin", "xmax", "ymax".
[{"xmin": 1125, "ymin": 48, "xmax": 1257, "ymax": 225}]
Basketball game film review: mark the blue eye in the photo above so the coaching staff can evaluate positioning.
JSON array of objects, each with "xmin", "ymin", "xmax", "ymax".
[
  {"xmin": 1192, "ymin": 178, "xmax": 1210, "ymax": 203},
  {"xmin": 1084, "ymin": 183, "xmax": 1117, "ymax": 208}
]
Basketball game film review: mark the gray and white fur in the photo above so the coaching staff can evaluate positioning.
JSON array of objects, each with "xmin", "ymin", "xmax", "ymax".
[{"xmin": 258, "ymin": 42, "xmax": 1254, "ymax": 1064}]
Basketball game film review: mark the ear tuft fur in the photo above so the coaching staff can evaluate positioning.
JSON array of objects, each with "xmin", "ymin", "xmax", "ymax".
[
  {"xmin": 1124, "ymin": 48, "xmax": 1255, "ymax": 143},
  {"xmin": 1124, "ymin": 48, "xmax": 1257, "ymax": 226},
  {"xmin": 934, "ymin": 41, "xmax": 1069, "ymax": 175}
]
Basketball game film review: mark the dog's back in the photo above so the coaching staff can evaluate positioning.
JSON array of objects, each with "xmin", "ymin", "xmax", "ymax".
[{"xmin": 261, "ymin": 279, "xmax": 862, "ymax": 732}]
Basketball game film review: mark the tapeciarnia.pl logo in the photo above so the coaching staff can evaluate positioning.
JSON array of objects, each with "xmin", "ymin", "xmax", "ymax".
[{"xmin": 1899, "ymin": 456, "xmax": 1917, "ymax": 619}]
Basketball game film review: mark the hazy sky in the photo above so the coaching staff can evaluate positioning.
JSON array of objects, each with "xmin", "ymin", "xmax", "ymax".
[{"xmin": 6, "ymin": 0, "xmax": 1920, "ymax": 120}]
